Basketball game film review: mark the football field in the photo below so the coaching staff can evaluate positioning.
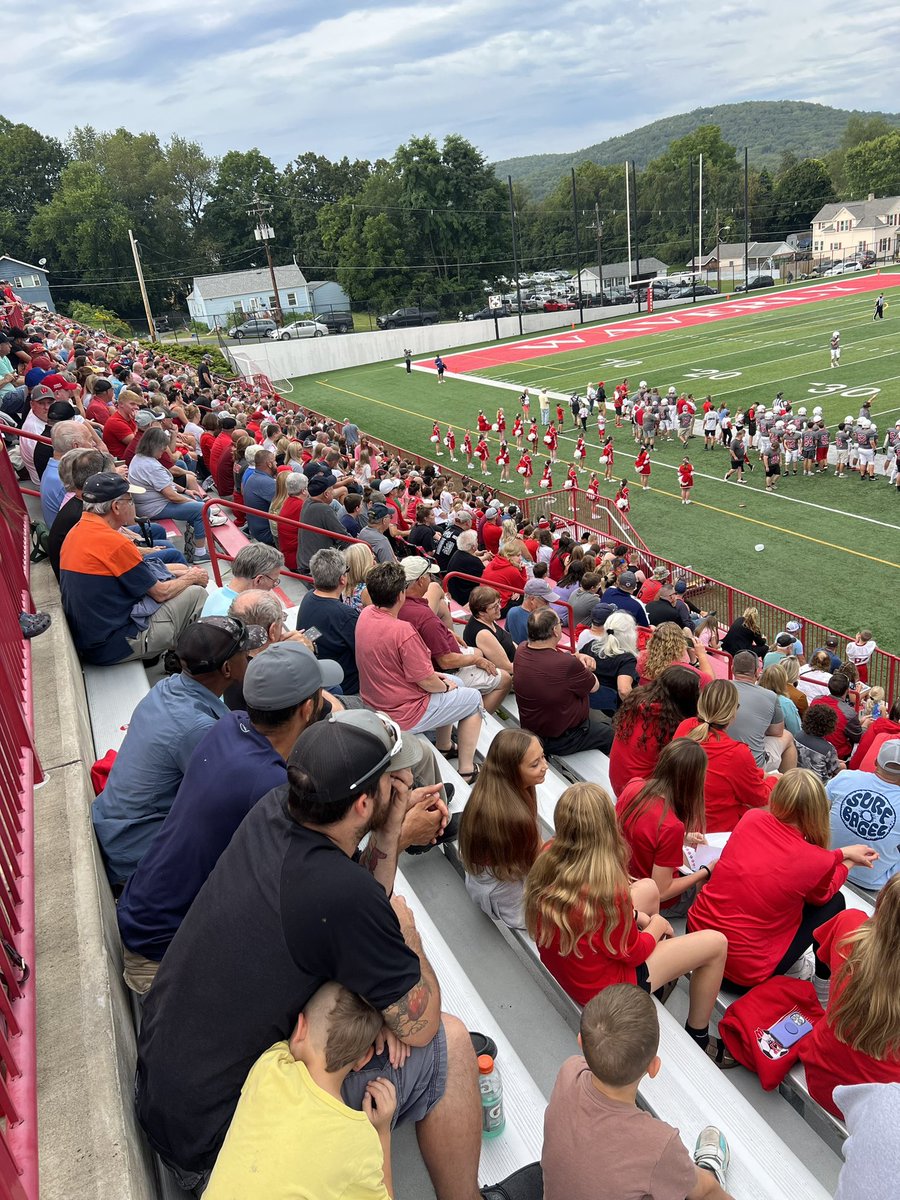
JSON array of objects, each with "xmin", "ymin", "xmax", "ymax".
[{"xmin": 294, "ymin": 272, "xmax": 900, "ymax": 653}]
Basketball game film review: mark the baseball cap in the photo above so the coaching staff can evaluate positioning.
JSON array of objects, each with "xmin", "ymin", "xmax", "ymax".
[
  {"xmin": 524, "ymin": 578, "xmax": 559, "ymax": 601},
  {"xmin": 379, "ymin": 478, "xmax": 401, "ymax": 494},
  {"xmin": 175, "ymin": 616, "xmax": 267, "ymax": 675},
  {"xmin": 368, "ymin": 502, "xmax": 391, "ymax": 521},
  {"xmin": 618, "ymin": 570, "xmax": 638, "ymax": 591},
  {"xmin": 875, "ymin": 740, "xmax": 900, "ymax": 776},
  {"xmin": 825, "ymin": 634, "xmax": 839, "ymax": 647},
  {"xmin": 785, "ymin": 620, "xmax": 801, "ymax": 633},
  {"xmin": 24, "ymin": 367, "xmax": 49, "ymax": 389},
  {"xmin": 219, "ymin": 415, "xmax": 237, "ymax": 429},
  {"xmin": 485, "ymin": 504, "xmax": 501, "ymax": 518},
  {"xmin": 590, "ymin": 601, "xmax": 617, "ymax": 627},
  {"xmin": 81, "ymin": 471, "xmax": 146, "ymax": 502},
  {"xmin": 286, "ymin": 710, "xmax": 418, "ymax": 805},
  {"xmin": 243, "ymin": 641, "xmax": 343, "ymax": 708},
  {"xmin": 673, "ymin": 579, "xmax": 687, "ymax": 594},
  {"xmin": 308, "ymin": 472, "xmax": 337, "ymax": 497},
  {"xmin": 402, "ymin": 556, "xmax": 440, "ymax": 583},
  {"xmin": 41, "ymin": 372, "xmax": 78, "ymax": 391},
  {"xmin": 775, "ymin": 632, "xmax": 795, "ymax": 649},
  {"xmin": 93, "ymin": 379, "xmax": 113, "ymax": 394},
  {"xmin": 135, "ymin": 408, "xmax": 164, "ymax": 429},
  {"xmin": 47, "ymin": 400, "xmax": 79, "ymax": 423},
  {"xmin": 29, "ymin": 384, "xmax": 56, "ymax": 404}
]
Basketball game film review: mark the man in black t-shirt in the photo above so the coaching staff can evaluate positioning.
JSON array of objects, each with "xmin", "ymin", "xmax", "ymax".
[
  {"xmin": 434, "ymin": 510, "xmax": 473, "ymax": 571},
  {"xmin": 645, "ymin": 585, "xmax": 691, "ymax": 629},
  {"xmin": 135, "ymin": 713, "xmax": 482, "ymax": 1196}
]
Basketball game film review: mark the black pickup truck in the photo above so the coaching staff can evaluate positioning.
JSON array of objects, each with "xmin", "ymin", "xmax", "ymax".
[
  {"xmin": 315, "ymin": 311, "xmax": 353, "ymax": 334},
  {"xmin": 376, "ymin": 306, "xmax": 440, "ymax": 330}
]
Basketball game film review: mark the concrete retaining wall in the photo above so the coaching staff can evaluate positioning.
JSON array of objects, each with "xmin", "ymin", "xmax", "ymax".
[
  {"xmin": 226, "ymin": 300, "xmax": 675, "ymax": 382},
  {"xmin": 31, "ymin": 564, "xmax": 160, "ymax": 1200}
]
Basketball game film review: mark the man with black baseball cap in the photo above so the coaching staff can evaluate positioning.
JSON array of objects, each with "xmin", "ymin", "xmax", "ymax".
[
  {"xmin": 137, "ymin": 712, "xmax": 482, "ymax": 1199},
  {"xmin": 297, "ymin": 470, "xmax": 346, "ymax": 574},
  {"xmin": 60, "ymin": 471, "xmax": 209, "ymax": 666},
  {"xmin": 93, "ymin": 616, "xmax": 267, "ymax": 885}
]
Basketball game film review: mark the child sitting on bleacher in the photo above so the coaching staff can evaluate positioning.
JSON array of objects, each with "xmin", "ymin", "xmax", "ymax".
[
  {"xmin": 204, "ymin": 982, "xmax": 395, "ymax": 1199},
  {"xmin": 542, "ymin": 984, "xmax": 733, "ymax": 1199}
]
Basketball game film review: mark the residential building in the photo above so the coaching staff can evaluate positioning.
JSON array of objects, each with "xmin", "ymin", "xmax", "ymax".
[
  {"xmin": 810, "ymin": 194, "xmax": 900, "ymax": 262},
  {"xmin": 687, "ymin": 240, "xmax": 795, "ymax": 279},
  {"xmin": 0, "ymin": 256, "xmax": 55, "ymax": 311},
  {"xmin": 575, "ymin": 257, "xmax": 669, "ymax": 293},
  {"xmin": 307, "ymin": 280, "xmax": 350, "ymax": 316}
]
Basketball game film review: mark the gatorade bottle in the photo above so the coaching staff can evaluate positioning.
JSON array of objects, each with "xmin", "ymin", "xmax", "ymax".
[{"xmin": 478, "ymin": 1054, "xmax": 505, "ymax": 1138}]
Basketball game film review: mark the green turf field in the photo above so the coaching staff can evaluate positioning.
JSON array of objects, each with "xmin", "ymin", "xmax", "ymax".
[{"xmin": 289, "ymin": 278, "xmax": 900, "ymax": 653}]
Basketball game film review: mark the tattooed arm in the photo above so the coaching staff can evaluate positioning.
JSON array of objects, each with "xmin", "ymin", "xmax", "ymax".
[{"xmin": 381, "ymin": 895, "xmax": 442, "ymax": 1046}]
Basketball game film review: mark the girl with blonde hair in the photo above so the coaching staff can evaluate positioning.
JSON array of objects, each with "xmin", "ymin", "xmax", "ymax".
[
  {"xmin": 268, "ymin": 469, "xmax": 292, "ymax": 542},
  {"xmin": 759, "ymin": 662, "xmax": 802, "ymax": 734},
  {"xmin": 676, "ymin": 678, "xmax": 775, "ymax": 832},
  {"xmin": 524, "ymin": 783, "xmax": 730, "ymax": 1063},
  {"xmin": 801, "ymin": 874, "xmax": 900, "ymax": 1118},
  {"xmin": 721, "ymin": 605, "xmax": 769, "ymax": 659},
  {"xmin": 688, "ymin": 768, "xmax": 877, "ymax": 991},
  {"xmin": 459, "ymin": 729, "xmax": 545, "ymax": 928},
  {"xmin": 638, "ymin": 621, "xmax": 714, "ymax": 685},
  {"xmin": 342, "ymin": 541, "xmax": 376, "ymax": 611},
  {"xmin": 781, "ymin": 654, "xmax": 809, "ymax": 715}
]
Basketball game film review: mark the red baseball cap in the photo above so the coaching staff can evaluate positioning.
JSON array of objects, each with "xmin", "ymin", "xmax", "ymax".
[
  {"xmin": 30, "ymin": 355, "xmax": 52, "ymax": 370},
  {"xmin": 42, "ymin": 373, "xmax": 78, "ymax": 391}
]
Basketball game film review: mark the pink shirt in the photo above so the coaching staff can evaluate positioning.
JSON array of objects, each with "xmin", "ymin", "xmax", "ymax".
[{"xmin": 356, "ymin": 606, "xmax": 433, "ymax": 728}]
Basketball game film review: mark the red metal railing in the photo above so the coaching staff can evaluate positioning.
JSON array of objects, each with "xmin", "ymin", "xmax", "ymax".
[{"xmin": 0, "ymin": 440, "xmax": 42, "ymax": 1200}]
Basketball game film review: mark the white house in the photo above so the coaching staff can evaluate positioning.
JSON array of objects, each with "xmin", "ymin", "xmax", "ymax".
[
  {"xmin": 575, "ymin": 257, "xmax": 669, "ymax": 292},
  {"xmin": 186, "ymin": 265, "xmax": 312, "ymax": 329},
  {"xmin": 687, "ymin": 240, "xmax": 795, "ymax": 278},
  {"xmin": 810, "ymin": 194, "xmax": 900, "ymax": 262}
]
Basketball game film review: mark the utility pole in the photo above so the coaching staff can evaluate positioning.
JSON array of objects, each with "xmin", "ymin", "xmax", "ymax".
[
  {"xmin": 128, "ymin": 229, "xmax": 156, "ymax": 342},
  {"xmin": 507, "ymin": 175, "xmax": 524, "ymax": 336},
  {"xmin": 743, "ymin": 147, "xmax": 750, "ymax": 291},
  {"xmin": 248, "ymin": 195, "xmax": 284, "ymax": 326},
  {"xmin": 689, "ymin": 159, "xmax": 696, "ymax": 303},
  {"xmin": 593, "ymin": 202, "xmax": 604, "ymax": 305},
  {"xmin": 631, "ymin": 161, "xmax": 642, "ymax": 314},
  {"xmin": 571, "ymin": 168, "xmax": 584, "ymax": 323}
]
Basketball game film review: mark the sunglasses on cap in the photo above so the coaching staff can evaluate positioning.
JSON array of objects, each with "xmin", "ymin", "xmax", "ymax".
[
  {"xmin": 335, "ymin": 710, "xmax": 406, "ymax": 794},
  {"xmin": 185, "ymin": 616, "xmax": 262, "ymax": 673}
]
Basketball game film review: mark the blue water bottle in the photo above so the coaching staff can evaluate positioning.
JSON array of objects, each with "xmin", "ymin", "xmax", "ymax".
[{"xmin": 478, "ymin": 1054, "xmax": 505, "ymax": 1138}]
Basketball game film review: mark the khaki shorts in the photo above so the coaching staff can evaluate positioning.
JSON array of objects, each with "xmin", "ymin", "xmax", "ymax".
[{"xmin": 454, "ymin": 663, "xmax": 504, "ymax": 694}]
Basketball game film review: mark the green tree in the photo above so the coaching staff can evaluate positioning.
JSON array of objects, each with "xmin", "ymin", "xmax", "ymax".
[
  {"xmin": 201, "ymin": 149, "xmax": 286, "ymax": 265},
  {"xmin": 166, "ymin": 135, "xmax": 217, "ymax": 229},
  {"xmin": 843, "ymin": 131, "xmax": 900, "ymax": 199},
  {"xmin": 0, "ymin": 118, "xmax": 68, "ymax": 249},
  {"xmin": 749, "ymin": 168, "xmax": 777, "ymax": 238},
  {"xmin": 281, "ymin": 152, "xmax": 370, "ymax": 272},
  {"xmin": 774, "ymin": 158, "xmax": 836, "ymax": 230}
]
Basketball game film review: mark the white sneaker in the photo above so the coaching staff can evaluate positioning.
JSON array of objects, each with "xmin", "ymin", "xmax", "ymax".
[
  {"xmin": 694, "ymin": 1126, "xmax": 730, "ymax": 1186},
  {"xmin": 784, "ymin": 951, "xmax": 814, "ymax": 981}
]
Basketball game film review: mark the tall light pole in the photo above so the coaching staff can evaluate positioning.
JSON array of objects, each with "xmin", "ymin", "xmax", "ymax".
[
  {"xmin": 128, "ymin": 229, "xmax": 157, "ymax": 341},
  {"xmin": 248, "ymin": 195, "xmax": 284, "ymax": 326},
  {"xmin": 592, "ymin": 203, "xmax": 604, "ymax": 305}
]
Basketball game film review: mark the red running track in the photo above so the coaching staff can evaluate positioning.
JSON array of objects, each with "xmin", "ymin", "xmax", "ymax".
[{"xmin": 421, "ymin": 275, "xmax": 900, "ymax": 375}]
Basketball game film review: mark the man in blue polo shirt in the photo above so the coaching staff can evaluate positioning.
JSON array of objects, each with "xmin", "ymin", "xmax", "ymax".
[
  {"xmin": 600, "ymin": 570, "xmax": 650, "ymax": 627},
  {"xmin": 116, "ymin": 641, "xmax": 342, "ymax": 992},
  {"xmin": 241, "ymin": 449, "xmax": 277, "ymax": 543}
]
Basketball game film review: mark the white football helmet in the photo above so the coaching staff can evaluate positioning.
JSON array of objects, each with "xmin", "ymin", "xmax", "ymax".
[
  {"xmin": 798, "ymin": 407, "xmax": 807, "ymax": 416},
  {"xmin": 833, "ymin": 330, "xmax": 839, "ymax": 338}
]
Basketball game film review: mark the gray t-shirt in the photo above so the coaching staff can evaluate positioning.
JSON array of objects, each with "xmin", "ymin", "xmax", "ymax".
[
  {"xmin": 358, "ymin": 526, "xmax": 395, "ymax": 564},
  {"xmin": 568, "ymin": 588, "xmax": 602, "ymax": 627},
  {"xmin": 727, "ymin": 680, "xmax": 781, "ymax": 766},
  {"xmin": 128, "ymin": 454, "xmax": 174, "ymax": 518},
  {"xmin": 835, "ymin": 1083, "xmax": 900, "ymax": 1200}
]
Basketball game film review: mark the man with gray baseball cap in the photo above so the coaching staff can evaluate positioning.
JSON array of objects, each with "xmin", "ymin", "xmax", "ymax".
[
  {"xmin": 504, "ymin": 575, "xmax": 560, "ymax": 644},
  {"xmin": 600, "ymin": 569, "xmax": 650, "ymax": 627}
]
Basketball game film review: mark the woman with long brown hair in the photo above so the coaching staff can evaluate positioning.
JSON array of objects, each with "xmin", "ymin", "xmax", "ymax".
[
  {"xmin": 637, "ymin": 621, "xmax": 714, "ymax": 686},
  {"xmin": 688, "ymin": 769, "xmax": 877, "ymax": 991},
  {"xmin": 676, "ymin": 679, "xmax": 776, "ymax": 832},
  {"xmin": 458, "ymin": 729, "xmax": 545, "ymax": 928},
  {"xmin": 616, "ymin": 739, "xmax": 711, "ymax": 913},
  {"xmin": 609, "ymin": 665, "xmax": 701, "ymax": 795},
  {"xmin": 524, "ymin": 782, "xmax": 731, "ymax": 1063},
  {"xmin": 800, "ymin": 874, "xmax": 900, "ymax": 1118}
]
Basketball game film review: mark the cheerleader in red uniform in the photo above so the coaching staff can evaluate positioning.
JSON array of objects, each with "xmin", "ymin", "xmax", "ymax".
[
  {"xmin": 539, "ymin": 459, "xmax": 553, "ymax": 490},
  {"xmin": 634, "ymin": 446, "xmax": 651, "ymax": 490},
  {"xmin": 564, "ymin": 463, "xmax": 579, "ymax": 491},
  {"xmin": 475, "ymin": 435, "xmax": 491, "ymax": 475},
  {"xmin": 512, "ymin": 413, "xmax": 524, "ymax": 450},
  {"xmin": 477, "ymin": 410, "xmax": 491, "ymax": 433},
  {"xmin": 527, "ymin": 419, "xmax": 539, "ymax": 447},
  {"xmin": 556, "ymin": 401, "xmax": 565, "ymax": 429},
  {"xmin": 600, "ymin": 435, "xmax": 615, "ymax": 482},
  {"xmin": 496, "ymin": 440, "xmax": 511, "ymax": 482},
  {"xmin": 585, "ymin": 473, "xmax": 600, "ymax": 505},
  {"xmin": 520, "ymin": 388, "xmax": 531, "ymax": 419},
  {"xmin": 463, "ymin": 430, "xmax": 474, "ymax": 468},
  {"xmin": 544, "ymin": 421, "xmax": 559, "ymax": 462},
  {"xmin": 496, "ymin": 408, "xmax": 506, "ymax": 436},
  {"xmin": 431, "ymin": 421, "xmax": 443, "ymax": 455},
  {"xmin": 518, "ymin": 450, "xmax": 534, "ymax": 494},
  {"xmin": 615, "ymin": 479, "xmax": 630, "ymax": 513},
  {"xmin": 678, "ymin": 457, "xmax": 695, "ymax": 504},
  {"xmin": 445, "ymin": 426, "xmax": 458, "ymax": 462},
  {"xmin": 574, "ymin": 434, "xmax": 587, "ymax": 472}
]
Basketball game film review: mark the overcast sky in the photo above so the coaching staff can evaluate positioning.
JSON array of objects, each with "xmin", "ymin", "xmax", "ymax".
[{"xmin": 9, "ymin": 0, "xmax": 900, "ymax": 165}]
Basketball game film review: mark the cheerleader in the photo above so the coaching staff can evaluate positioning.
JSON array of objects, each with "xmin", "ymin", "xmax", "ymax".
[
  {"xmin": 518, "ymin": 449, "xmax": 534, "ymax": 494},
  {"xmin": 596, "ymin": 407, "xmax": 607, "ymax": 440},
  {"xmin": 574, "ymin": 434, "xmax": 587, "ymax": 472},
  {"xmin": 512, "ymin": 413, "xmax": 524, "ymax": 451},
  {"xmin": 475, "ymin": 435, "xmax": 491, "ymax": 475},
  {"xmin": 496, "ymin": 440, "xmax": 511, "ymax": 482},
  {"xmin": 431, "ymin": 421, "xmax": 444, "ymax": 455},
  {"xmin": 477, "ymin": 410, "xmax": 491, "ymax": 433},
  {"xmin": 615, "ymin": 479, "xmax": 630, "ymax": 513},
  {"xmin": 463, "ymin": 430, "xmax": 474, "ymax": 468},
  {"xmin": 678, "ymin": 457, "xmax": 695, "ymax": 504},
  {"xmin": 634, "ymin": 446, "xmax": 651, "ymax": 490},
  {"xmin": 527, "ymin": 418, "xmax": 539, "ymax": 446},
  {"xmin": 445, "ymin": 426, "xmax": 458, "ymax": 462},
  {"xmin": 539, "ymin": 460, "xmax": 553, "ymax": 491},
  {"xmin": 496, "ymin": 408, "xmax": 506, "ymax": 436},
  {"xmin": 556, "ymin": 401, "xmax": 565, "ymax": 429},
  {"xmin": 544, "ymin": 421, "xmax": 559, "ymax": 463},
  {"xmin": 585, "ymin": 472, "xmax": 600, "ymax": 505},
  {"xmin": 600, "ymin": 435, "xmax": 615, "ymax": 482},
  {"xmin": 519, "ymin": 388, "xmax": 531, "ymax": 418},
  {"xmin": 564, "ymin": 463, "xmax": 579, "ymax": 491}
]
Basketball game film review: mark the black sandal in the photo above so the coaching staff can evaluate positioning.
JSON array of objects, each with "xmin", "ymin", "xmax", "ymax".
[{"xmin": 459, "ymin": 767, "xmax": 480, "ymax": 785}]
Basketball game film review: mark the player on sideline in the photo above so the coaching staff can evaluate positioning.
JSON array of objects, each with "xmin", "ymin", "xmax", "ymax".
[
  {"xmin": 678, "ymin": 457, "xmax": 695, "ymax": 505},
  {"xmin": 830, "ymin": 330, "xmax": 841, "ymax": 368}
]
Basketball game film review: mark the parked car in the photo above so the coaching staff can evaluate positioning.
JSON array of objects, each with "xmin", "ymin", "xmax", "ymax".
[
  {"xmin": 856, "ymin": 250, "xmax": 876, "ymax": 268},
  {"xmin": 314, "ymin": 311, "xmax": 353, "ymax": 334},
  {"xmin": 734, "ymin": 275, "xmax": 775, "ymax": 292},
  {"xmin": 824, "ymin": 261, "xmax": 861, "ymax": 277},
  {"xmin": 674, "ymin": 283, "xmax": 719, "ymax": 298},
  {"xmin": 603, "ymin": 287, "xmax": 632, "ymax": 305},
  {"xmin": 543, "ymin": 298, "xmax": 577, "ymax": 312},
  {"xmin": 466, "ymin": 305, "xmax": 512, "ymax": 321},
  {"xmin": 268, "ymin": 319, "xmax": 329, "ymax": 340},
  {"xmin": 376, "ymin": 306, "xmax": 440, "ymax": 330},
  {"xmin": 228, "ymin": 318, "xmax": 278, "ymax": 340}
]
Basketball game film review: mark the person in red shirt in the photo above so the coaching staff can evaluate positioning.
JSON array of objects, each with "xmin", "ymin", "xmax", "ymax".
[
  {"xmin": 431, "ymin": 421, "xmax": 443, "ymax": 455},
  {"xmin": 600, "ymin": 436, "xmax": 614, "ymax": 482},
  {"xmin": 544, "ymin": 421, "xmax": 559, "ymax": 462},
  {"xmin": 475, "ymin": 435, "xmax": 491, "ymax": 475},
  {"xmin": 462, "ymin": 430, "xmax": 473, "ymax": 468},
  {"xmin": 800, "ymin": 875, "xmax": 900, "ymax": 1119},
  {"xmin": 539, "ymin": 460, "xmax": 553, "ymax": 490},
  {"xmin": 555, "ymin": 402, "xmax": 564, "ymax": 429},
  {"xmin": 678, "ymin": 457, "xmax": 694, "ymax": 504},
  {"xmin": 616, "ymin": 738, "xmax": 713, "ymax": 914},
  {"xmin": 445, "ymin": 426, "xmax": 457, "ymax": 462},
  {"xmin": 496, "ymin": 408, "xmax": 506, "ymax": 436},
  {"xmin": 610, "ymin": 666, "xmax": 701, "ymax": 795},
  {"xmin": 85, "ymin": 379, "xmax": 114, "ymax": 426},
  {"xmin": 809, "ymin": 673, "xmax": 865, "ymax": 761},
  {"xmin": 688, "ymin": 769, "xmax": 876, "ymax": 991},
  {"xmin": 634, "ymin": 447, "xmax": 651, "ymax": 490},
  {"xmin": 564, "ymin": 464, "xmax": 578, "ymax": 491},
  {"xmin": 585, "ymin": 473, "xmax": 600, "ymax": 504},
  {"xmin": 495, "ymin": 440, "xmax": 511, "ymax": 483},
  {"xmin": 512, "ymin": 414, "xmax": 523, "ymax": 450},
  {"xmin": 481, "ymin": 540, "xmax": 527, "ymax": 609},
  {"xmin": 524, "ymin": 782, "xmax": 730, "ymax": 1062},
  {"xmin": 210, "ymin": 417, "xmax": 238, "ymax": 496},
  {"xmin": 480, "ymin": 506, "xmax": 503, "ymax": 555},
  {"xmin": 676, "ymin": 679, "xmax": 776, "ymax": 832},
  {"xmin": 614, "ymin": 480, "xmax": 629, "ymax": 513},
  {"xmin": 527, "ymin": 419, "xmax": 538, "ymax": 448},
  {"xmin": 517, "ymin": 450, "xmax": 534, "ymax": 494},
  {"xmin": 101, "ymin": 391, "xmax": 140, "ymax": 459},
  {"xmin": 476, "ymin": 410, "xmax": 490, "ymax": 433}
]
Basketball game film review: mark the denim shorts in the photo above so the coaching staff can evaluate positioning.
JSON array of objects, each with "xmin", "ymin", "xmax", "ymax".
[{"xmin": 341, "ymin": 1021, "xmax": 448, "ymax": 1128}]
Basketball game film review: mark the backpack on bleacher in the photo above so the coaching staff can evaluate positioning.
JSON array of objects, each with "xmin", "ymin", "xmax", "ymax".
[
  {"xmin": 29, "ymin": 520, "xmax": 50, "ymax": 563},
  {"xmin": 480, "ymin": 1162, "xmax": 543, "ymax": 1200}
]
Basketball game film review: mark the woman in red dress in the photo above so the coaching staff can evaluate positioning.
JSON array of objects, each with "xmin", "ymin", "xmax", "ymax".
[
  {"xmin": 564, "ymin": 464, "xmax": 578, "ymax": 491},
  {"xmin": 527, "ymin": 419, "xmax": 538, "ymax": 447},
  {"xmin": 635, "ymin": 446, "xmax": 651, "ymax": 490},
  {"xmin": 496, "ymin": 408, "xmax": 506, "ymax": 436},
  {"xmin": 517, "ymin": 450, "xmax": 534, "ymax": 494},
  {"xmin": 512, "ymin": 413, "xmax": 524, "ymax": 450},
  {"xmin": 585, "ymin": 473, "xmax": 600, "ymax": 504},
  {"xmin": 496, "ymin": 440, "xmax": 511, "ymax": 482},
  {"xmin": 431, "ymin": 421, "xmax": 443, "ymax": 455},
  {"xmin": 445, "ymin": 426, "xmax": 457, "ymax": 462},
  {"xmin": 601, "ymin": 435, "xmax": 615, "ymax": 482},
  {"xmin": 574, "ymin": 434, "xmax": 586, "ymax": 470},
  {"xmin": 477, "ymin": 410, "xmax": 490, "ymax": 432},
  {"xmin": 615, "ymin": 480, "xmax": 630, "ymax": 513},
  {"xmin": 544, "ymin": 421, "xmax": 559, "ymax": 462},
  {"xmin": 678, "ymin": 457, "xmax": 694, "ymax": 504}
]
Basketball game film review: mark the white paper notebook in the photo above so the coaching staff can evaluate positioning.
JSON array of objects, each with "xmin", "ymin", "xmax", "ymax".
[{"xmin": 681, "ymin": 831, "xmax": 730, "ymax": 873}]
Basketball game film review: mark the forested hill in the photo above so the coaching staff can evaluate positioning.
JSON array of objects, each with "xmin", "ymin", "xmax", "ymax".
[{"xmin": 494, "ymin": 101, "xmax": 900, "ymax": 199}]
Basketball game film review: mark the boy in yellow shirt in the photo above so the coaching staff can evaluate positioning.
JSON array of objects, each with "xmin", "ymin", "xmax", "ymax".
[{"xmin": 205, "ymin": 982, "xmax": 397, "ymax": 1199}]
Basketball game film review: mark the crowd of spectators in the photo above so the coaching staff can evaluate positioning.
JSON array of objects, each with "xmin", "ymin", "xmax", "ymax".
[{"xmin": 3, "ymin": 294, "xmax": 899, "ymax": 1199}]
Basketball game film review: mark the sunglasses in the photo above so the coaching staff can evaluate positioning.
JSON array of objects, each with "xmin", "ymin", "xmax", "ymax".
[
  {"xmin": 187, "ymin": 616, "xmax": 251, "ymax": 672},
  {"xmin": 345, "ymin": 711, "xmax": 406, "ymax": 794}
]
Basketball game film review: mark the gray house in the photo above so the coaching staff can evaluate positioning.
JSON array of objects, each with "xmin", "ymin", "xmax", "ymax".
[
  {"xmin": 0, "ymin": 256, "xmax": 55, "ymax": 312},
  {"xmin": 307, "ymin": 280, "xmax": 350, "ymax": 316}
]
